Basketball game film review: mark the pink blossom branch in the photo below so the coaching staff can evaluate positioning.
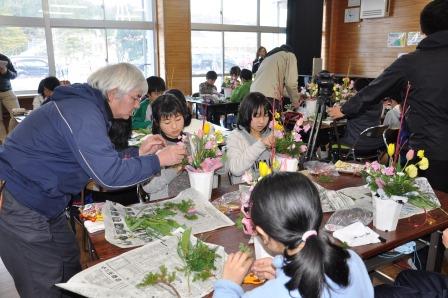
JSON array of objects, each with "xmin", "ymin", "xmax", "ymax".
[{"xmin": 393, "ymin": 82, "xmax": 411, "ymax": 166}]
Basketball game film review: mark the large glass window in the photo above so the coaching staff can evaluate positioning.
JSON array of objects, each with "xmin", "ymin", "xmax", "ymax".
[
  {"xmin": 0, "ymin": 0, "xmax": 155, "ymax": 93},
  {"xmin": 48, "ymin": 0, "xmax": 153, "ymax": 21},
  {"xmin": 224, "ymin": 32, "xmax": 257, "ymax": 71},
  {"xmin": 222, "ymin": 0, "xmax": 257, "ymax": 26},
  {"xmin": 0, "ymin": 27, "xmax": 48, "ymax": 92},
  {"xmin": 261, "ymin": 32, "xmax": 287, "ymax": 52},
  {"xmin": 190, "ymin": 0, "xmax": 287, "ymax": 93},
  {"xmin": 260, "ymin": 0, "xmax": 287, "ymax": 27},
  {"xmin": 190, "ymin": 0, "xmax": 221, "ymax": 24}
]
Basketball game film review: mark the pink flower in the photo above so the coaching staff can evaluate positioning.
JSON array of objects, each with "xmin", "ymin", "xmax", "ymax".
[
  {"xmin": 294, "ymin": 132, "xmax": 302, "ymax": 142},
  {"xmin": 300, "ymin": 145, "xmax": 307, "ymax": 153},
  {"xmin": 375, "ymin": 178, "xmax": 385, "ymax": 189},
  {"xmin": 295, "ymin": 118, "xmax": 304, "ymax": 127},
  {"xmin": 268, "ymin": 120, "xmax": 274, "ymax": 129},
  {"xmin": 303, "ymin": 124, "xmax": 311, "ymax": 133},
  {"xmin": 293, "ymin": 124, "xmax": 302, "ymax": 133},
  {"xmin": 406, "ymin": 149, "xmax": 415, "ymax": 161},
  {"xmin": 371, "ymin": 161, "xmax": 381, "ymax": 171},
  {"xmin": 200, "ymin": 157, "xmax": 223, "ymax": 172},
  {"xmin": 381, "ymin": 166, "xmax": 395, "ymax": 176},
  {"xmin": 196, "ymin": 129, "xmax": 203, "ymax": 138},
  {"xmin": 204, "ymin": 140, "xmax": 214, "ymax": 149},
  {"xmin": 274, "ymin": 130, "xmax": 284, "ymax": 138},
  {"xmin": 242, "ymin": 171, "xmax": 253, "ymax": 184}
]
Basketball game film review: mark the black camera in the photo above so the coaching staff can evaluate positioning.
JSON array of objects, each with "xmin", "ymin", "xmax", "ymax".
[{"xmin": 316, "ymin": 70, "xmax": 334, "ymax": 99}]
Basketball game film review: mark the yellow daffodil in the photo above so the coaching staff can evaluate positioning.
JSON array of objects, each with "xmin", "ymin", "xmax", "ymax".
[
  {"xmin": 417, "ymin": 150, "xmax": 425, "ymax": 158},
  {"xmin": 417, "ymin": 157, "xmax": 429, "ymax": 170},
  {"xmin": 387, "ymin": 143, "xmax": 395, "ymax": 157},
  {"xmin": 274, "ymin": 112, "xmax": 281, "ymax": 120},
  {"xmin": 272, "ymin": 158, "xmax": 281, "ymax": 171},
  {"xmin": 259, "ymin": 161, "xmax": 272, "ymax": 178},
  {"xmin": 203, "ymin": 122, "xmax": 211, "ymax": 135},
  {"xmin": 274, "ymin": 121, "xmax": 284, "ymax": 131},
  {"xmin": 214, "ymin": 130, "xmax": 224, "ymax": 144},
  {"xmin": 405, "ymin": 164, "xmax": 418, "ymax": 178}
]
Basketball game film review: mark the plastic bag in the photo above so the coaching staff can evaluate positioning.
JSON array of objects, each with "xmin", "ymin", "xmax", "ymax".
[
  {"xmin": 303, "ymin": 160, "xmax": 340, "ymax": 176},
  {"xmin": 325, "ymin": 207, "xmax": 373, "ymax": 232}
]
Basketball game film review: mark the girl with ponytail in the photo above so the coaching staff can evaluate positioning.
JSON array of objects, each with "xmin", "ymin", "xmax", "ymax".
[{"xmin": 214, "ymin": 172, "xmax": 373, "ymax": 298}]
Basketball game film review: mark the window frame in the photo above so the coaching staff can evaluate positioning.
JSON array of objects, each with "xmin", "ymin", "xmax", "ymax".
[
  {"xmin": 190, "ymin": 0, "xmax": 287, "ymax": 92},
  {"xmin": 0, "ymin": 0, "xmax": 157, "ymax": 95}
]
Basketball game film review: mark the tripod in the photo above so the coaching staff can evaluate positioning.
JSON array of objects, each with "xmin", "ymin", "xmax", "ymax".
[{"xmin": 305, "ymin": 93, "xmax": 332, "ymax": 161}]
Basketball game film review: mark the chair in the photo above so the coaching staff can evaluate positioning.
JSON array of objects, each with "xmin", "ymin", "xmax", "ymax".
[{"xmin": 331, "ymin": 124, "xmax": 389, "ymax": 162}]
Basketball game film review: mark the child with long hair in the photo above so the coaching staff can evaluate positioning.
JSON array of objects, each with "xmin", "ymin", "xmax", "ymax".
[
  {"xmin": 226, "ymin": 92, "xmax": 274, "ymax": 184},
  {"xmin": 214, "ymin": 172, "xmax": 373, "ymax": 298},
  {"xmin": 141, "ymin": 93, "xmax": 191, "ymax": 200}
]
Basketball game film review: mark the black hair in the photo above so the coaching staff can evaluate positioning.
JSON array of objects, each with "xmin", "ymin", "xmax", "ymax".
[
  {"xmin": 108, "ymin": 118, "xmax": 132, "ymax": 151},
  {"xmin": 240, "ymin": 69, "xmax": 252, "ymax": 81},
  {"xmin": 250, "ymin": 172, "xmax": 350, "ymax": 298},
  {"xmin": 164, "ymin": 88, "xmax": 192, "ymax": 125},
  {"xmin": 255, "ymin": 46, "xmax": 267, "ymax": 60},
  {"xmin": 206, "ymin": 70, "xmax": 217, "ymax": 80},
  {"xmin": 151, "ymin": 93, "xmax": 191, "ymax": 135},
  {"xmin": 229, "ymin": 66, "xmax": 241, "ymax": 76},
  {"xmin": 236, "ymin": 92, "xmax": 272, "ymax": 133},
  {"xmin": 38, "ymin": 76, "xmax": 60, "ymax": 97},
  {"xmin": 420, "ymin": 0, "xmax": 448, "ymax": 35},
  {"xmin": 146, "ymin": 76, "xmax": 166, "ymax": 94}
]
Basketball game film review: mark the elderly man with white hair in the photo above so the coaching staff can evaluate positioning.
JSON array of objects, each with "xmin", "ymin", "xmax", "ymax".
[{"xmin": 0, "ymin": 63, "xmax": 186, "ymax": 297}]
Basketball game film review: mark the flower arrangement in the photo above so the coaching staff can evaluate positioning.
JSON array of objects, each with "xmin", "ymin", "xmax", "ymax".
[
  {"xmin": 301, "ymin": 82, "xmax": 318, "ymax": 99},
  {"xmin": 184, "ymin": 122, "xmax": 224, "ymax": 173},
  {"xmin": 362, "ymin": 145, "xmax": 436, "ymax": 209},
  {"xmin": 332, "ymin": 77, "xmax": 355, "ymax": 103},
  {"xmin": 222, "ymin": 76, "xmax": 232, "ymax": 88},
  {"xmin": 270, "ymin": 112, "xmax": 309, "ymax": 160}
]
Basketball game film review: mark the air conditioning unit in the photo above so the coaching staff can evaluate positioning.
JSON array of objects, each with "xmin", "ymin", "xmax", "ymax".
[{"xmin": 360, "ymin": 0, "xmax": 390, "ymax": 19}]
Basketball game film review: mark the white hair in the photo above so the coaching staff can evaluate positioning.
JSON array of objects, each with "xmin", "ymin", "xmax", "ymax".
[{"xmin": 87, "ymin": 63, "xmax": 148, "ymax": 97}]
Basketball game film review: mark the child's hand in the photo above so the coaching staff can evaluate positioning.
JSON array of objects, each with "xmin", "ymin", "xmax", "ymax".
[
  {"xmin": 251, "ymin": 257, "xmax": 276, "ymax": 280},
  {"xmin": 222, "ymin": 252, "xmax": 253, "ymax": 285}
]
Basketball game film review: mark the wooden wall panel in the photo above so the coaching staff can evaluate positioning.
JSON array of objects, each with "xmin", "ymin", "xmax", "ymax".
[
  {"xmin": 326, "ymin": 0, "xmax": 430, "ymax": 78},
  {"xmin": 156, "ymin": 0, "xmax": 192, "ymax": 95}
]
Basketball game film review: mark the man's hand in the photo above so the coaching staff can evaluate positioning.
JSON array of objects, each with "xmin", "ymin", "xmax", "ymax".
[
  {"xmin": 156, "ymin": 144, "xmax": 186, "ymax": 167},
  {"xmin": 251, "ymin": 257, "xmax": 276, "ymax": 280},
  {"xmin": 222, "ymin": 252, "xmax": 253, "ymax": 285},
  {"xmin": 327, "ymin": 105, "xmax": 345, "ymax": 120},
  {"xmin": 138, "ymin": 135, "xmax": 166, "ymax": 156},
  {"xmin": 0, "ymin": 66, "xmax": 7, "ymax": 75}
]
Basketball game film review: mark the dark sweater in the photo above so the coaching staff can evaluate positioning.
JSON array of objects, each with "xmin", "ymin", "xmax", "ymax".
[{"xmin": 0, "ymin": 54, "xmax": 17, "ymax": 92}]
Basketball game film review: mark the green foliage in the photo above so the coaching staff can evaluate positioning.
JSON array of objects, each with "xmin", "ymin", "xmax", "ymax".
[
  {"xmin": 318, "ymin": 175, "xmax": 334, "ymax": 183},
  {"xmin": 275, "ymin": 132, "xmax": 303, "ymax": 157},
  {"xmin": 133, "ymin": 128, "xmax": 150, "ymax": 135},
  {"xmin": 163, "ymin": 199, "xmax": 198, "ymax": 221},
  {"xmin": 137, "ymin": 265, "xmax": 180, "ymax": 297},
  {"xmin": 177, "ymin": 228, "xmax": 220, "ymax": 290},
  {"xmin": 238, "ymin": 243, "xmax": 251, "ymax": 254},
  {"xmin": 125, "ymin": 207, "xmax": 180, "ymax": 238},
  {"xmin": 235, "ymin": 213, "xmax": 244, "ymax": 230}
]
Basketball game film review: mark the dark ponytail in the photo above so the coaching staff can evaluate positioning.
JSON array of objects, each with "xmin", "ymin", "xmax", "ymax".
[{"xmin": 250, "ymin": 172, "xmax": 350, "ymax": 298}]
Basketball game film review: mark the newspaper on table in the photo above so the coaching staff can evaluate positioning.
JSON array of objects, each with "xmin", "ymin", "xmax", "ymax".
[
  {"xmin": 316, "ymin": 177, "xmax": 440, "ymax": 219},
  {"xmin": 104, "ymin": 188, "xmax": 235, "ymax": 248},
  {"xmin": 57, "ymin": 228, "xmax": 226, "ymax": 298}
]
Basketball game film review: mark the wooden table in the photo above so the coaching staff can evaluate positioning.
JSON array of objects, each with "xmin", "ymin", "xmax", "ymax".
[
  {"xmin": 86, "ymin": 174, "xmax": 448, "ymax": 273},
  {"xmin": 186, "ymin": 97, "xmax": 239, "ymax": 126}
]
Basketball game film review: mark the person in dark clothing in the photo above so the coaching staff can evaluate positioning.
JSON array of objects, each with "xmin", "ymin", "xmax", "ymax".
[
  {"xmin": 328, "ymin": 0, "xmax": 448, "ymax": 192},
  {"xmin": 252, "ymin": 46, "xmax": 267, "ymax": 74},
  {"xmin": 0, "ymin": 53, "xmax": 20, "ymax": 142},
  {"xmin": 333, "ymin": 78, "xmax": 385, "ymax": 153},
  {"xmin": 375, "ymin": 228, "xmax": 448, "ymax": 297},
  {"xmin": 0, "ymin": 63, "xmax": 186, "ymax": 297}
]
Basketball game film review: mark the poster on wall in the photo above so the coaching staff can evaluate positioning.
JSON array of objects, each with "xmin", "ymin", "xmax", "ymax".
[
  {"xmin": 407, "ymin": 32, "xmax": 425, "ymax": 46},
  {"xmin": 387, "ymin": 32, "xmax": 406, "ymax": 48}
]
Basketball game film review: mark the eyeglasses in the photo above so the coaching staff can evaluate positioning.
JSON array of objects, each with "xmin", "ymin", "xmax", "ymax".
[{"xmin": 128, "ymin": 93, "xmax": 143, "ymax": 102}]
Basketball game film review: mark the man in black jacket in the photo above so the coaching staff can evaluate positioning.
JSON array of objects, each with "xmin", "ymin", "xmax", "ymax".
[
  {"xmin": 328, "ymin": 0, "xmax": 448, "ymax": 193},
  {"xmin": 0, "ymin": 53, "xmax": 20, "ymax": 143}
]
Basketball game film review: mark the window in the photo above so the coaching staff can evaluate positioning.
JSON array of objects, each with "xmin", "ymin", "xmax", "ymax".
[
  {"xmin": 190, "ymin": 0, "xmax": 287, "ymax": 93},
  {"xmin": 0, "ymin": 0, "xmax": 155, "ymax": 94}
]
